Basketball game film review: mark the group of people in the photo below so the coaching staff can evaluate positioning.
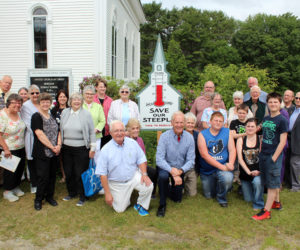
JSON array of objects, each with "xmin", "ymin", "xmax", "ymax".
[{"xmin": 0, "ymin": 75, "xmax": 299, "ymax": 222}]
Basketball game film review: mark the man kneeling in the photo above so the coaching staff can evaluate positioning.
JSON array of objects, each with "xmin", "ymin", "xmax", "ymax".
[
  {"xmin": 96, "ymin": 120, "xmax": 153, "ymax": 215},
  {"xmin": 198, "ymin": 112, "xmax": 236, "ymax": 207}
]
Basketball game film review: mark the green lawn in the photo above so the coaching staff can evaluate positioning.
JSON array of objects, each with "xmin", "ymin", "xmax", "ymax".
[
  {"xmin": 0, "ymin": 180, "xmax": 300, "ymax": 249},
  {"xmin": 1, "ymin": 131, "xmax": 299, "ymax": 249}
]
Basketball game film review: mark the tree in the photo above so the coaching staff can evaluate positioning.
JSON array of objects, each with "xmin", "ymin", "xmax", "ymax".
[
  {"xmin": 165, "ymin": 38, "xmax": 192, "ymax": 85},
  {"xmin": 232, "ymin": 13, "xmax": 300, "ymax": 91}
]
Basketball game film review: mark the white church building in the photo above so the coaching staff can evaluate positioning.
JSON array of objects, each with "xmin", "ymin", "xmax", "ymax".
[{"xmin": 0, "ymin": 0, "xmax": 145, "ymax": 94}]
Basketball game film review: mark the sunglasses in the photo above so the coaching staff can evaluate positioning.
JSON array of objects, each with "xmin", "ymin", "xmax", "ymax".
[
  {"xmin": 121, "ymin": 91, "xmax": 129, "ymax": 94},
  {"xmin": 31, "ymin": 92, "xmax": 40, "ymax": 95},
  {"xmin": 295, "ymin": 97, "xmax": 300, "ymax": 100}
]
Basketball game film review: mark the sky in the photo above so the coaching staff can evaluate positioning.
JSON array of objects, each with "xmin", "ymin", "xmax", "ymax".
[{"xmin": 140, "ymin": 0, "xmax": 300, "ymax": 21}]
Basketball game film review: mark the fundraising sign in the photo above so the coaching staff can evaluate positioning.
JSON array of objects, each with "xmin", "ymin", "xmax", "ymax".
[{"xmin": 137, "ymin": 35, "xmax": 182, "ymax": 130}]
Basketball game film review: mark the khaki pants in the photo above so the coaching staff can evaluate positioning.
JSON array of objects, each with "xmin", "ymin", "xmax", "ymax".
[
  {"xmin": 108, "ymin": 170, "xmax": 153, "ymax": 213},
  {"xmin": 184, "ymin": 168, "xmax": 198, "ymax": 196}
]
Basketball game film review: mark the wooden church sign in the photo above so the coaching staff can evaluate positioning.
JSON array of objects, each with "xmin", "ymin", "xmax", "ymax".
[{"xmin": 137, "ymin": 34, "xmax": 182, "ymax": 130}]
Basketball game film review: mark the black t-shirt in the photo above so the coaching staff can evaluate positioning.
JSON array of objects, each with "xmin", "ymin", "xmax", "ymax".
[
  {"xmin": 261, "ymin": 114, "xmax": 288, "ymax": 154},
  {"xmin": 230, "ymin": 119, "xmax": 246, "ymax": 134},
  {"xmin": 31, "ymin": 112, "xmax": 59, "ymax": 159},
  {"xmin": 230, "ymin": 119, "xmax": 246, "ymax": 144},
  {"xmin": 239, "ymin": 135, "xmax": 260, "ymax": 181}
]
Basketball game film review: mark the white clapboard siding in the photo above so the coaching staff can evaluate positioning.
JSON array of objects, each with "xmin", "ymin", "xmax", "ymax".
[{"xmin": 0, "ymin": 0, "xmax": 144, "ymax": 93}]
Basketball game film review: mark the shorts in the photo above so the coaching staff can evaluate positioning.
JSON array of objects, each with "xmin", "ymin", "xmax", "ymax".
[{"xmin": 259, "ymin": 152, "xmax": 282, "ymax": 189}]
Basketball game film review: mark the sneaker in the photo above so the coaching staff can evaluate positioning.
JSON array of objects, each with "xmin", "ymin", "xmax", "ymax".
[
  {"xmin": 31, "ymin": 186, "xmax": 37, "ymax": 194},
  {"xmin": 62, "ymin": 195, "xmax": 72, "ymax": 201},
  {"xmin": 98, "ymin": 189, "xmax": 105, "ymax": 195},
  {"xmin": 252, "ymin": 209, "xmax": 271, "ymax": 221},
  {"xmin": 134, "ymin": 204, "xmax": 149, "ymax": 216},
  {"xmin": 12, "ymin": 187, "xmax": 25, "ymax": 197},
  {"xmin": 76, "ymin": 200, "xmax": 85, "ymax": 207},
  {"xmin": 3, "ymin": 191, "xmax": 19, "ymax": 202},
  {"xmin": 290, "ymin": 188, "xmax": 300, "ymax": 192},
  {"xmin": 271, "ymin": 201, "xmax": 283, "ymax": 210}
]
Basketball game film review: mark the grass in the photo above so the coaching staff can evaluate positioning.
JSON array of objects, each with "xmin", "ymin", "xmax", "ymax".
[
  {"xmin": 0, "ymin": 131, "xmax": 300, "ymax": 249},
  {"xmin": 0, "ymin": 180, "xmax": 300, "ymax": 249}
]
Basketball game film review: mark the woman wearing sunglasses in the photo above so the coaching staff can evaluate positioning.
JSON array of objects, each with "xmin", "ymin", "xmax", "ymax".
[
  {"xmin": 107, "ymin": 85, "xmax": 140, "ymax": 126},
  {"xmin": 20, "ymin": 85, "xmax": 40, "ymax": 194}
]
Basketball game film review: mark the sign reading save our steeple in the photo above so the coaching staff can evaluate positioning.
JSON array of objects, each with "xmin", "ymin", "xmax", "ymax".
[{"xmin": 137, "ymin": 34, "xmax": 182, "ymax": 130}]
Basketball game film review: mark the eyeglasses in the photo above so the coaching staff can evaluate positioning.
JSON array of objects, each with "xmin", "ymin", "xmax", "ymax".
[
  {"xmin": 121, "ymin": 91, "xmax": 129, "ymax": 94},
  {"xmin": 31, "ymin": 92, "xmax": 40, "ymax": 95},
  {"xmin": 295, "ymin": 97, "xmax": 300, "ymax": 100}
]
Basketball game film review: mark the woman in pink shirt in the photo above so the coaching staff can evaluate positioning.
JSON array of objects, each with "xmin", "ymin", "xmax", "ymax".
[{"xmin": 93, "ymin": 78, "xmax": 113, "ymax": 148}]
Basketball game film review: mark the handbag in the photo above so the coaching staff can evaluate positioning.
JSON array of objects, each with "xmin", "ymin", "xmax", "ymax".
[{"xmin": 81, "ymin": 159, "xmax": 102, "ymax": 197}]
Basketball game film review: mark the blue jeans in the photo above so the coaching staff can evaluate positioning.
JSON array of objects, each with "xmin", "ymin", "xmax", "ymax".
[
  {"xmin": 200, "ymin": 170, "xmax": 233, "ymax": 204},
  {"xmin": 241, "ymin": 176, "xmax": 264, "ymax": 209}
]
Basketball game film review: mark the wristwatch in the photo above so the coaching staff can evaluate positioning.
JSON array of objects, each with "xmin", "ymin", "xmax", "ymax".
[{"xmin": 142, "ymin": 172, "xmax": 148, "ymax": 176}]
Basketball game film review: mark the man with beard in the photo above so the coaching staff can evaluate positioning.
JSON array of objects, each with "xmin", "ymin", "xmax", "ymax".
[{"xmin": 191, "ymin": 81, "xmax": 226, "ymax": 131}]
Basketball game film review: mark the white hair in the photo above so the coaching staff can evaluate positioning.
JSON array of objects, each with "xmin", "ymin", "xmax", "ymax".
[
  {"xmin": 28, "ymin": 84, "xmax": 40, "ymax": 93},
  {"xmin": 247, "ymin": 77, "xmax": 258, "ymax": 85},
  {"xmin": 171, "ymin": 111, "xmax": 185, "ymax": 121},
  {"xmin": 232, "ymin": 91, "xmax": 244, "ymax": 99},
  {"xmin": 250, "ymin": 85, "xmax": 261, "ymax": 93},
  {"xmin": 68, "ymin": 92, "xmax": 83, "ymax": 107},
  {"xmin": 119, "ymin": 85, "xmax": 130, "ymax": 94},
  {"xmin": 184, "ymin": 112, "xmax": 196, "ymax": 122},
  {"xmin": 109, "ymin": 120, "xmax": 125, "ymax": 132},
  {"xmin": 83, "ymin": 85, "xmax": 95, "ymax": 94}
]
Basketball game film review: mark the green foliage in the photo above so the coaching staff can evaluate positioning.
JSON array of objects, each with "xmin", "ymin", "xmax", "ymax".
[
  {"xmin": 195, "ymin": 64, "xmax": 277, "ymax": 108},
  {"xmin": 165, "ymin": 38, "xmax": 192, "ymax": 85},
  {"xmin": 232, "ymin": 13, "xmax": 300, "ymax": 91},
  {"xmin": 141, "ymin": 4, "xmax": 300, "ymax": 92}
]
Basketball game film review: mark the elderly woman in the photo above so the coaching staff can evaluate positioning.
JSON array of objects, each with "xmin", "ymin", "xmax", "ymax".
[
  {"xmin": 31, "ymin": 93, "xmax": 61, "ymax": 210},
  {"xmin": 20, "ymin": 85, "xmax": 40, "ymax": 193},
  {"xmin": 107, "ymin": 85, "xmax": 140, "ymax": 126},
  {"xmin": 60, "ymin": 92, "xmax": 96, "ymax": 206},
  {"xmin": 0, "ymin": 94, "xmax": 26, "ymax": 202},
  {"xmin": 93, "ymin": 78, "xmax": 113, "ymax": 148},
  {"xmin": 18, "ymin": 87, "xmax": 29, "ymax": 103},
  {"xmin": 126, "ymin": 118, "xmax": 157, "ymax": 198},
  {"xmin": 184, "ymin": 112, "xmax": 200, "ymax": 196},
  {"xmin": 244, "ymin": 86, "xmax": 268, "ymax": 129},
  {"xmin": 201, "ymin": 93, "xmax": 227, "ymax": 129},
  {"xmin": 228, "ymin": 91, "xmax": 253, "ymax": 126},
  {"xmin": 82, "ymin": 85, "xmax": 105, "ymax": 162}
]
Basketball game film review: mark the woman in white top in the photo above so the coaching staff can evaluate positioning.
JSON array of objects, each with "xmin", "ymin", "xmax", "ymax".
[
  {"xmin": 201, "ymin": 93, "xmax": 228, "ymax": 129},
  {"xmin": 20, "ymin": 85, "xmax": 40, "ymax": 194},
  {"xmin": 228, "ymin": 91, "xmax": 253, "ymax": 126},
  {"xmin": 107, "ymin": 85, "xmax": 140, "ymax": 126},
  {"xmin": 0, "ymin": 94, "xmax": 26, "ymax": 202}
]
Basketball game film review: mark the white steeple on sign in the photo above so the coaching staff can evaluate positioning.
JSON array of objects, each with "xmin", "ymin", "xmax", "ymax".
[{"xmin": 137, "ymin": 34, "xmax": 182, "ymax": 130}]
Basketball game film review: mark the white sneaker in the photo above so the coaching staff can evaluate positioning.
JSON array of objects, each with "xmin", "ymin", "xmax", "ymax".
[
  {"xmin": 98, "ymin": 189, "xmax": 105, "ymax": 195},
  {"xmin": 3, "ymin": 191, "xmax": 19, "ymax": 202},
  {"xmin": 31, "ymin": 186, "xmax": 37, "ymax": 194},
  {"xmin": 12, "ymin": 187, "xmax": 25, "ymax": 197}
]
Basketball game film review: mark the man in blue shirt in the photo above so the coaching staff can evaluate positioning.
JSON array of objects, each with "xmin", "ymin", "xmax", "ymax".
[
  {"xmin": 96, "ymin": 120, "xmax": 153, "ymax": 216},
  {"xmin": 198, "ymin": 112, "xmax": 236, "ymax": 207},
  {"xmin": 156, "ymin": 111, "xmax": 195, "ymax": 217}
]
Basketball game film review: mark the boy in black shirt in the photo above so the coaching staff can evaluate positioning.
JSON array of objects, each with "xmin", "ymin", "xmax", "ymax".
[
  {"xmin": 230, "ymin": 104, "xmax": 249, "ymax": 186},
  {"xmin": 252, "ymin": 93, "xmax": 288, "ymax": 221}
]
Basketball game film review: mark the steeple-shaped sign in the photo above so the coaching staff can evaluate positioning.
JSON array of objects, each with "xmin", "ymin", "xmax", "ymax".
[{"xmin": 137, "ymin": 34, "xmax": 182, "ymax": 130}]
